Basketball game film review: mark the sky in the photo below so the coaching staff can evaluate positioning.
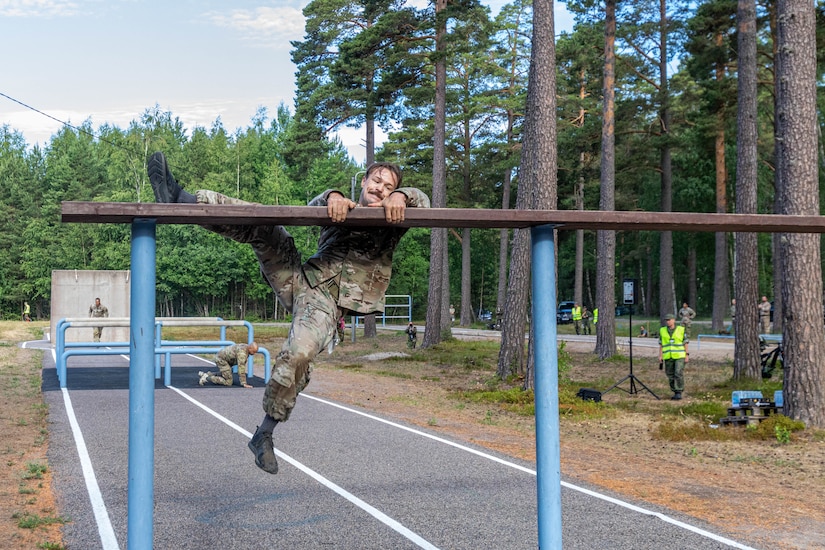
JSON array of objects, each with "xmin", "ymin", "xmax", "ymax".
[{"xmin": 1, "ymin": 0, "xmax": 574, "ymax": 164}]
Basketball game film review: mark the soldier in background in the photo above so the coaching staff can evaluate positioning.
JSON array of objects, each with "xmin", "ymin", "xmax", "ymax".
[
  {"xmin": 199, "ymin": 342, "xmax": 258, "ymax": 388},
  {"xmin": 405, "ymin": 322, "xmax": 418, "ymax": 349},
  {"xmin": 581, "ymin": 306, "xmax": 592, "ymax": 335},
  {"xmin": 88, "ymin": 297, "xmax": 109, "ymax": 342},
  {"xmin": 678, "ymin": 302, "xmax": 696, "ymax": 338},
  {"xmin": 148, "ymin": 152, "xmax": 430, "ymax": 475},
  {"xmin": 759, "ymin": 296, "xmax": 772, "ymax": 334}
]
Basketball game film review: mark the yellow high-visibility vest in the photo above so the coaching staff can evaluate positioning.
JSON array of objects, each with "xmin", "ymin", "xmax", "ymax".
[{"xmin": 660, "ymin": 326, "xmax": 686, "ymax": 360}]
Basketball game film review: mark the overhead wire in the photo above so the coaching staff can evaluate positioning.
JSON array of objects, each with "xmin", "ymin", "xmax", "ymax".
[{"xmin": 0, "ymin": 91, "xmax": 202, "ymax": 187}]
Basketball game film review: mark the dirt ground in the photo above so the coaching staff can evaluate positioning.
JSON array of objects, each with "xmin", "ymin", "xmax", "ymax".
[
  {"xmin": 306, "ymin": 334, "xmax": 825, "ymax": 550},
  {"xmin": 0, "ymin": 322, "xmax": 63, "ymax": 550}
]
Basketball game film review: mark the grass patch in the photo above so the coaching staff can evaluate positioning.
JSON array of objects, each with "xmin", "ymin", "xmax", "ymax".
[
  {"xmin": 654, "ymin": 419, "xmax": 739, "ymax": 442},
  {"xmin": 14, "ymin": 513, "xmax": 67, "ymax": 530},
  {"xmin": 373, "ymin": 370, "xmax": 414, "ymax": 379},
  {"xmin": 661, "ymin": 400, "xmax": 729, "ymax": 422},
  {"xmin": 744, "ymin": 415, "xmax": 806, "ymax": 442},
  {"xmin": 338, "ymin": 363, "xmax": 364, "ymax": 370},
  {"xmin": 22, "ymin": 462, "xmax": 47, "ymax": 480},
  {"xmin": 453, "ymin": 386, "xmax": 536, "ymax": 416}
]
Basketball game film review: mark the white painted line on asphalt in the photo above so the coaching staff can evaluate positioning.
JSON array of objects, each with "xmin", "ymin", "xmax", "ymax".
[
  {"xmin": 166, "ymin": 385, "xmax": 440, "ymax": 550},
  {"xmin": 558, "ymin": 481, "xmax": 758, "ymax": 550},
  {"xmin": 301, "ymin": 393, "xmax": 757, "ymax": 550},
  {"xmin": 60, "ymin": 388, "xmax": 121, "ymax": 550},
  {"xmin": 50, "ymin": 348, "xmax": 120, "ymax": 550}
]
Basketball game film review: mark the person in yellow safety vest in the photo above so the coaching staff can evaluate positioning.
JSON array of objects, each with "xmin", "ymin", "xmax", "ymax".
[
  {"xmin": 592, "ymin": 308, "xmax": 598, "ymax": 325},
  {"xmin": 571, "ymin": 303, "xmax": 582, "ymax": 335},
  {"xmin": 659, "ymin": 313, "xmax": 689, "ymax": 400}
]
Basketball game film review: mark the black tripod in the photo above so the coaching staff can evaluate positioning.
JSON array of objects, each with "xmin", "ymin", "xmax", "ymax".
[{"xmin": 602, "ymin": 306, "xmax": 659, "ymax": 399}]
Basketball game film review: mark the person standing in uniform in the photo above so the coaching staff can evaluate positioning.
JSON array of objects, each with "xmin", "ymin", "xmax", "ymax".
[
  {"xmin": 571, "ymin": 303, "xmax": 582, "ymax": 335},
  {"xmin": 23, "ymin": 301, "xmax": 31, "ymax": 322},
  {"xmin": 678, "ymin": 302, "xmax": 696, "ymax": 338},
  {"xmin": 199, "ymin": 342, "xmax": 259, "ymax": 388},
  {"xmin": 148, "ymin": 152, "xmax": 430, "ymax": 474},
  {"xmin": 759, "ymin": 296, "xmax": 772, "ymax": 334},
  {"xmin": 581, "ymin": 306, "xmax": 592, "ymax": 335},
  {"xmin": 405, "ymin": 322, "xmax": 418, "ymax": 349},
  {"xmin": 336, "ymin": 316, "xmax": 346, "ymax": 344},
  {"xmin": 659, "ymin": 313, "xmax": 689, "ymax": 400},
  {"xmin": 88, "ymin": 297, "xmax": 109, "ymax": 342}
]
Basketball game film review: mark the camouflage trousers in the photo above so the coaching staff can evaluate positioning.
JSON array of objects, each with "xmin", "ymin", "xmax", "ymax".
[
  {"xmin": 205, "ymin": 358, "xmax": 246, "ymax": 387},
  {"xmin": 664, "ymin": 358, "xmax": 685, "ymax": 393},
  {"xmin": 93, "ymin": 327, "xmax": 103, "ymax": 342},
  {"xmin": 199, "ymin": 190, "xmax": 339, "ymax": 421}
]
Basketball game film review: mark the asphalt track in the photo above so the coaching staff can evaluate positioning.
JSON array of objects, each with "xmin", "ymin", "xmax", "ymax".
[{"xmin": 34, "ymin": 340, "xmax": 761, "ymax": 550}]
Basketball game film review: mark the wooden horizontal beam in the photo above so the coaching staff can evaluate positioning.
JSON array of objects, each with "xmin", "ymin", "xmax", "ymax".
[{"xmin": 62, "ymin": 201, "xmax": 825, "ymax": 233}]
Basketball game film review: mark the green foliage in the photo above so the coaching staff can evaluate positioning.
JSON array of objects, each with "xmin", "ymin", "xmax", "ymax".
[
  {"xmin": 454, "ymin": 386, "xmax": 535, "ymax": 416},
  {"xmin": 746, "ymin": 415, "xmax": 806, "ymax": 442},
  {"xmin": 14, "ymin": 512, "xmax": 67, "ymax": 529},
  {"xmin": 22, "ymin": 462, "xmax": 47, "ymax": 480}
]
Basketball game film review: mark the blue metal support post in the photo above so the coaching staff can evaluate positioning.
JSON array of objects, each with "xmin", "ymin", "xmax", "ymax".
[
  {"xmin": 531, "ymin": 224, "xmax": 562, "ymax": 548},
  {"xmin": 128, "ymin": 220, "xmax": 156, "ymax": 549}
]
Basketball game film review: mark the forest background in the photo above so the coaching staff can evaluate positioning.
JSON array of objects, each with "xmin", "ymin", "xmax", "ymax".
[{"xmin": 0, "ymin": 0, "xmax": 824, "ymax": 331}]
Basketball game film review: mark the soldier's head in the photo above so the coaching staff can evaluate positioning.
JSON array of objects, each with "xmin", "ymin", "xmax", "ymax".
[
  {"xmin": 248, "ymin": 342, "xmax": 259, "ymax": 354},
  {"xmin": 664, "ymin": 313, "xmax": 676, "ymax": 328},
  {"xmin": 95, "ymin": 298, "xmax": 101, "ymax": 306},
  {"xmin": 360, "ymin": 162, "xmax": 402, "ymax": 206}
]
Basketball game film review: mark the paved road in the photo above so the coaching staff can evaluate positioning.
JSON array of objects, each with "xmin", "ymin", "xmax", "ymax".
[{"xmin": 38, "ymin": 344, "xmax": 758, "ymax": 550}]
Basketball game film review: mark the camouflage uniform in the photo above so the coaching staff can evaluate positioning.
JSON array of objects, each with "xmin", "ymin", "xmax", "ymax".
[
  {"xmin": 197, "ymin": 188, "xmax": 430, "ymax": 421},
  {"xmin": 204, "ymin": 343, "xmax": 253, "ymax": 386},
  {"xmin": 88, "ymin": 301, "xmax": 109, "ymax": 342}
]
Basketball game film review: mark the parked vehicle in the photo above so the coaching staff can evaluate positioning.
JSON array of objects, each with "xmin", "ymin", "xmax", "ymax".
[{"xmin": 557, "ymin": 301, "xmax": 575, "ymax": 324}]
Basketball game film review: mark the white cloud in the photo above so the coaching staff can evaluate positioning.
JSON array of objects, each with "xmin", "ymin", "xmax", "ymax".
[
  {"xmin": 0, "ymin": 0, "xmax": 79, "ymax": 17},
  {"xmin": 203, "ymin": 6, "xmax": 306, "ymax": 47}
]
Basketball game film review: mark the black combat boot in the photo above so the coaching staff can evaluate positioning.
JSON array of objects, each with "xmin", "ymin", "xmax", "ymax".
[
  {"xmin": 248, "ymin": 427, "xmax": 279, "ymax": 474},
  {"xmin": 147, "ymin": 152, "xmax": 196, "ymax": 203}
]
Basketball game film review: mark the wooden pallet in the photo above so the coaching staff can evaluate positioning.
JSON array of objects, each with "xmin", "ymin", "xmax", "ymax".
[
  {"xmin": 721, "ymin": 402, "xmax": 782, "ymax": 426},
  {"xmin": 720, "ymin": 415, "xmax": 767, "ymax": 426},
  {"xmin": 727, "ymin": 403, "xmax": 779, "ymax": 417}
]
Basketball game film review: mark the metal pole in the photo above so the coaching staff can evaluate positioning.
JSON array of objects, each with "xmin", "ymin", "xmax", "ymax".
[
  {"xmin": 531, "ymin": 224, "xmax": 562, "ymax": 549},
  {"xmin": 351, "ymin": 170, "xmax": 366, "ymax": 201},
  {"xmin": 128, "ymin": 219, "xmax": 156, "ymax": 550}
]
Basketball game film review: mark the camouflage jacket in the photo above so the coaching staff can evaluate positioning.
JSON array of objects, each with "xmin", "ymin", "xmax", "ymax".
[
  {"xmin": 216, "ymin": 343, "xmax": 251, "ymax": 367},
  {"xmin": 303, "ymin": 188, "xmax": 430, "ymax": 314},
  {"xmin": 89, "ymin": 304, "xmax": 109, "ymax": 318}
]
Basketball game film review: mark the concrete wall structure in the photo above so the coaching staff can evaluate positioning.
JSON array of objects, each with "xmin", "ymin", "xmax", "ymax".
[{"xmin": 50, "ymin": 270, "xmax": 131, "ymax": 344}]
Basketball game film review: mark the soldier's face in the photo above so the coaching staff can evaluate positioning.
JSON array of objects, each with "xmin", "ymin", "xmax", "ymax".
[{"xmin": 361, "ymin": 168, "xmax": 399, "ymax": 205}]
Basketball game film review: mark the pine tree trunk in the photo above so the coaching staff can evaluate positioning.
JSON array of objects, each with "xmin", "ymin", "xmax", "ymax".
[
  {"xmin": 658, "ymin": 0, "xmax": 674, "ymax": 322},
  {"xmin": 733, "ymin": 0, "xmax": 761, "ymax": 380},
  {"xmin": 422, "ymin": 0, "xmax": 449, "ymax": 348},
  {"xmin": 460, "ymin": 228, "xmax": 472, "ymax": 326},
  {"xmin": 775, "ymin": 0, "xmax": 825, "ymax": 427},
  {"xmin": 712, "ymin": 107, "xmax": 730, "ymax": 332},
  {"xmin": 595, "ymin": 0, "xmax": 617, "ymax": 359},
  {"xmin": 498, "ymin": 0, "xmax": 557, "ymax": 384}
]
